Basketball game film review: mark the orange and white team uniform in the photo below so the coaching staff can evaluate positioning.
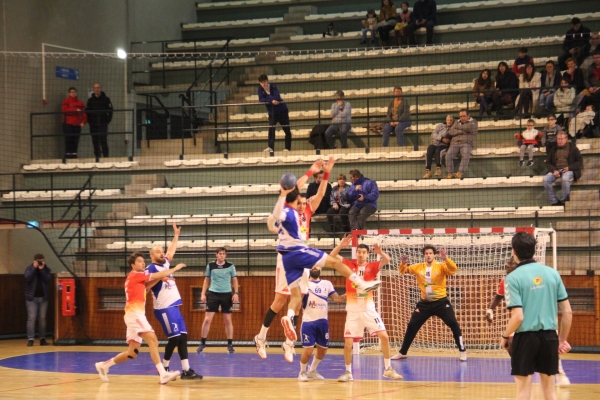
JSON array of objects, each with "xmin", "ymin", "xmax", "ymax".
[
  {"xmin": 342, "ymin": 258, "xmax": 386, "ymax": 338},
  {"xmin": 124, "ymin": 270, "xmax": 155, "ymax": 343},
  {"xmin": 275, "ymin": 203, "xmax": 313, "ymax": 295}
]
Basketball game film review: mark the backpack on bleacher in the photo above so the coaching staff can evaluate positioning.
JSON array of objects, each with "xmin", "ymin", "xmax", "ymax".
[{"xmin": 308, "ymin": 124, "xmax": 330, "ymax": 150}]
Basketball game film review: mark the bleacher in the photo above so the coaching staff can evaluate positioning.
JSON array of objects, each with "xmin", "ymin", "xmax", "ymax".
[{"xmin": 7, "ymin": 0, "xmax": 600, "ymax": 279}]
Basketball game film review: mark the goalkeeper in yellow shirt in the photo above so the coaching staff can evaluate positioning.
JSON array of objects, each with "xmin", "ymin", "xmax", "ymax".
[{"xmin": 391, "ymin": 245, "xmax": 467, "ymax": 361}]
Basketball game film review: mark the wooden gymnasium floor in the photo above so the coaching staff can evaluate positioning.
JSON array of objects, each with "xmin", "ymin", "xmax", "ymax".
[{"xmin": 0, "ymin": 340, "xmax": 599, "ymax": 400}]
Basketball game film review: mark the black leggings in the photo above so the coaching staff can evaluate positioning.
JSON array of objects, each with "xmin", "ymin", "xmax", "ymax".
[
  {"xmin": 425, "ymin": 143, "xmax": 448, "ymax": 169},
  {"xmin": 399, "ymin": 297, "xmax": 465, "ymax": 355}
]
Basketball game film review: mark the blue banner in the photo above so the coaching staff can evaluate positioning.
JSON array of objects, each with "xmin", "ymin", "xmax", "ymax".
[{"xmin": 55, "ymin": 66, "xmax": 79, "ymax": 80}]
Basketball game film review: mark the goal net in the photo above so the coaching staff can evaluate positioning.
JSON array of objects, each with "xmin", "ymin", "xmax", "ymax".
[{"xmin": 353, "ymin": 227, "xmax": 554, "ymax": 354}]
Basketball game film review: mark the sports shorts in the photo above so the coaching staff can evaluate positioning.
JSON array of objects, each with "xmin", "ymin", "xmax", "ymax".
[
  {"xmin": 343, "ymin": 308, "xmax": 386, "ymax": 338},
  {"xmin": 153, "ymin": 306, "xmax": 187, "ymax": 338},
  {"xmin": 124, "ymin": 312, "xmax": 154, "ymax": 344}
]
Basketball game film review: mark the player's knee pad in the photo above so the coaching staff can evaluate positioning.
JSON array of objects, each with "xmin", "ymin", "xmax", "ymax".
[{"xmin": 127, "ymin": 348, "xmax": 139, "ymax": 359}]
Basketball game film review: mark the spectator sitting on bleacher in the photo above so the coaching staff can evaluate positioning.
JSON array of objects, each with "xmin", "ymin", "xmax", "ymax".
[
  {"xmin": 563, "ymin": 58, "xmax": 586, "ymax": 95},
  {"xmin": 515, "ymin": 119, "xmax": 542, "ymax": 167},
  {"xmin": 512, "ymin": 47, "xmax": 534, "ymax": 77},
  {"xmin": 394, "ymin": 2, "xmax": 411, "ymax": 47},
  {"xmin": 492, "ymin": 61, "xmax": 518, "ymax": 118},
  {"xmin": 382, "ymin": 87, "xmax": 411, "ymax": 147},
  {"xmin": 407, "ymin": 0, "xmax": 436, "ymax": 46},
  {"xmin": 326, "ymin": 174, "xmax": 351, "ymax": 233},
  {"xmin": 577, "ymin": 32, "xmax": 599, "ymax": 71},
  {"xmin": 375, "ymin": 0, "xmax": 397, "ymax": 48},
  {"xmin": 539, "ymin": 61, "xmax": 562, "ymax": 113},
  {"xmin": 445, "ymin": 109, "xmax": 478, "ymax": 179},
  {"xmin": 306, "ymin": 170, "xmax": 333, "ymax": 215},
  {"xmin": 423, "ymin": 115, "xmax": 454, "ymax": 179},
  {"xmin": 558, "ymin": 17, "xmax": 592, "ymax": 70},
  {"xmin": 569, "ymin": 105, "xmax": 595, "ymax": 139},
  {"xmin": 347, "ymin": 169, "xmax": 379, "ymax": 230},
  {"xmin": 553, "ymin": 78, "xmax": 576, "ymax": 120},
  {"xmin": 543, "ymin": 131, "xmax": 583, "ymax": 206},
  {"xmin": 582, "ymin": 51, "xmax": 600, "ymax": 111},
  {"xmin": 360, "ymin": 9, "xmax": 378, "ymax": 45},
  {"xmin": 257, "ymin": 74, "xmax": 292, "ymax": 152},
  {"xmin": 542, "ymin": 115, "xmax": 562, "ymax": 154},
  {"xmin": 515, "ymin": 63, "xmax": 540, "ymax": 119},
  {"xmin": 325, "ymin": 90, "xmax": 352, "ymax": 149},
  {"xmin": 473, "ymin": 69, "xmax": 494, "ymax": 117}
]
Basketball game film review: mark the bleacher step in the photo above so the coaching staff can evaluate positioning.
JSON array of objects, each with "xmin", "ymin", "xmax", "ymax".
[
  {"xmin": 140, "ymin": 138, "xmax": 216, "ymax": 157},
  {"xmin": 93, "ymin": 229, "xmax": 125, "ymax": 238}
]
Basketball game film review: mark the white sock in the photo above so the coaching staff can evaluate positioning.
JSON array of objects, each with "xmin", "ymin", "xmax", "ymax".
[
  {"xmin": 156, "ymin": 363, "xmax": 166, "ymax": 375},
  {"xmin": 300, "ymin": 362, "xmax": 307, "ymax": 373},
  {"xmin": 104, "ymin": 358, "xmax": 116, "ymax": 368},
  {"xmin": 346, "ymin": 364, "xmax": 352, "ymax": 373},
  {"xmin": 287, "ymin": 308, "xmax": 295, "ymax": 319},
  {"xmin": 384, "ymin": 358, "xmax": 391, "ymax": 369},
  {"xmin": 558, "ymin": 359, "xmax": 565, "ymax": 374},
  {"xmin": 181, "ymin": 359, "xmax": 190, "ymax": 371},
  {"xmin": 309, "ymin": 358, "xmax": 322, "ymax": 371},
  {"xmin": 163, "ymin": 359, "xmax": 170, "ymax": 368},
  {"xmin": 258, "ymin": 325, "xmax": 269, "ymax": 341}
]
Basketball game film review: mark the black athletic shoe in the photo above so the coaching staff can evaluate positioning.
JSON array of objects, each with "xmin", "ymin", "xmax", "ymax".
[
  {"xmin": 27, "ymin": 340, "xmax": 34, "ymax": 347},
  {"xmin": 164, "ymin": 366, "xmax": 170, "ymax": 372},
  {"xmin": 40, "ymin": 339, "xmax": 48, "ymax": 346},
  {"xmin": 228, "ymin": 344, "xmax": 235, "ymax": 354},
  {"xmin": 181, "ymin": 368, "xmax": 203, "ymax": 380},
  {"xmin": 196, "ymin": 343, "xmax": 206, "ymax": 353}
]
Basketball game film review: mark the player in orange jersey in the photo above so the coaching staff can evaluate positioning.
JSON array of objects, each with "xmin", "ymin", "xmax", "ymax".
[
  {"xmin": 330, "ymin": 235, "xmax": 402, "ymax": 382},
  {"xmin": 94, "ymin": 252, "xmax": 186, "ymax": 384}
]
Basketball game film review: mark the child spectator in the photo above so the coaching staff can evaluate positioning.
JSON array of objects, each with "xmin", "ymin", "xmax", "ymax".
[
  {"xmin": 375, "ymin": 0, "xmax": 397, "ymax": 48},
  {"xmin": 542, "ymin": 115, "xmax": 562, "ymax": 154},
  {"xmin": 394, "ymin": 2, "xmax": 411, "ymax": 47},
  {"xmin": 492, "ymin": 61, "xmax": 518, "ymax": 118},
  {"xmin": 515, "ymin": 63, "xmax": 540, "ymax": 118},
  {"xmin": 473, "ymin": 69, "xmax": 494, "ymax": 117},
  {"xmin": 512, "ymin": 47, "xmax": 534, "ymax": 77},
  {"xmin": 360, "ymin": 9, "xmax": 378, "ymax": 45},
  {"xmin": 323, "ymin": 22, "xmax": 339, "ymax": 37},
  {"xmin": 515, "ymin": 119, "xmax": 541, "ymax": 167},
  {"xmin": 569, "ymin": 105, "xmax": 595, "ymax": 138}
]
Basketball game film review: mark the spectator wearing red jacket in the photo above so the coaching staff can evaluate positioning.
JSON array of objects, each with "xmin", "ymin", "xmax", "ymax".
[
  {"xmin": 61, "ymin": 87, "xmax": 87, "ymax": 159},
  {"xmin": 515, "ymin": 119, "xmax": 542, "ymax": 167}
]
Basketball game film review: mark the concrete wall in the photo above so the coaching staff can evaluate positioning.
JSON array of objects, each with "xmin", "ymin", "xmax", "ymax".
[{"xmin": 0, "ymin": 228, "xmax": 63, "ymax": 274}]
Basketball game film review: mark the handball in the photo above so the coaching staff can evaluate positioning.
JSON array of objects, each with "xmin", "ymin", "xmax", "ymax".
[{"xmin": 281, "ymin": 173, "xmax": 297, "ymax": 190}]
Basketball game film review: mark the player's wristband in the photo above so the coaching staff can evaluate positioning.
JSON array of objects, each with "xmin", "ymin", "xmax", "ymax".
[
  {"xmin": 305, "ymin": 170, "xmax": 313, "ymax": 178},
  {"xmin": 501, "ymin": 334, "xmax": 510, "ymax": 340},
  {"xmin": 323, "ymin": 172, "xmax": 330, "ymax": 181}
]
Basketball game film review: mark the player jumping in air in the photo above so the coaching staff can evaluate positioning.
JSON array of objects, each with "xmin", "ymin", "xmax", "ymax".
[
  {"xmin": 95, "ymin": 252, "xmax": 184, "ymax": 384},
  {"xmin": 330, "ymin": 235, "xmax": 403, "ymax": 381},
  {"xmin": 393, "ymin": 245, "xmax": 467, "ymax": 361},
  {"xmin": 297, "ymin": 266, "xmax": 345, "ymax": 381},
  {"xmin": 270, "ymin": 175, "xmax": 381, "ymax": 350},
  {"xmin": 146, "ymin": 224, "xmax": 202, "ymax": 380},
  {"xmin": 255, "ymin": 157, "xmax": 334, "ymax": 363}
]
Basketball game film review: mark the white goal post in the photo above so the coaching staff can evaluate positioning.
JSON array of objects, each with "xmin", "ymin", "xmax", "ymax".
[{"xmin": 352, "ymin": 227, "xmax": 556, "ymax": 354}]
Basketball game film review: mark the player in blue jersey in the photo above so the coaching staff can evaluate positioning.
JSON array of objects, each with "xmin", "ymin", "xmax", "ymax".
[
  {"xmin": 298, "ymin": 266, "xmax": 345, "ymax": 381},
  {"xmin": 272, "ymin": 175, "xmax": 381, "ymax": 345},
  {"xmin": 145, "ymin": 223, "xmax": 202, "ymax": 380}
]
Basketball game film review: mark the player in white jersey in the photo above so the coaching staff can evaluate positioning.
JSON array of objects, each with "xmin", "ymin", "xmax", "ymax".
[
  {"xmin": 272, "ymin": 178, "xmax": 381, "ymax": 350},
  {"xmin": 145, "ymin": 223, "xmax": 202, "ymax": 380},
  {"xmin": 255, "ymin": 158, "xmax": 333, "ymax": 363},
  {"xmin": 298, "ymin": 267, "xmax": 345, "ymax": 381}
]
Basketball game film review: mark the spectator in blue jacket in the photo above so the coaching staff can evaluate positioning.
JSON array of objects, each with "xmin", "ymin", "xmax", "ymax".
[
  {"xmin": 24, "ymin": 254, "xmax": 52, "ymax": 346},
  {"xmin": 347, "ymin": 169, "xmax": 379, "ymax": 230},
  {"xmin": 325, "ymin": 90, "xmax": 352, "ymax": 149},
  {"xmin": 407, "ymin": 0, "xmax": 436, "ymax": 46},
  {"xmin": 258, "ymin": 74, "xmax": 292, "ymax": 152}
]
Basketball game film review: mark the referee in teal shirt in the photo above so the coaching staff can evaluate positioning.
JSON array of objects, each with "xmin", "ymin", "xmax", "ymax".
[
  {"xmin": 198, "ymin": 247, "xmax": 239, "ymax": 354},
  {"xmin": 502, "ymin": 232, "xmax": 572, "ymax": 400}
]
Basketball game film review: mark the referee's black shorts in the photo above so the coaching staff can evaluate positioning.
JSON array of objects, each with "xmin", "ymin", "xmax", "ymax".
[
  {"xmin": 510, "ymin": 330, "xmax": 559, "ymax": 376},
  {"xmin": 206, "ymin": 290, "xmax": 234, "ymax": 313}
]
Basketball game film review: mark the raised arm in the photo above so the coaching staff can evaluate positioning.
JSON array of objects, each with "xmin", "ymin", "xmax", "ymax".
[
  {"xmin": 330, "ymin": 234, "xmax": 351, "ymax": 259},
  {"xmin": 372, "ymin": 243, "xmax": 390, "ymax": 269},
  {"xmin": 149, "ymin": 263, "xmax": 185, "ymax": 281},
  {"xmin": 398, "ymin": 254, "xmax": 411, "ymax": 274},
  {"xmin": 438, "ymin": 248, "xmax": 458, "ymax": 275},
  {"xmin": 166, "ymin": 223, "xmax": 181, "ymax": 260},
  {"xmin": 308, "ymin": 156, "xmax": 335, "ymax": 211},
  {"xmin": 296, "ymin": 159, "xmax": 325, "ymax": 190}
]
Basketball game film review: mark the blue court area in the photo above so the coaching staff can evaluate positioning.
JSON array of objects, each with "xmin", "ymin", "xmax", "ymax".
[{"xmin": 1, "ymin": 351, "xmax": 599, "ymax": 384}]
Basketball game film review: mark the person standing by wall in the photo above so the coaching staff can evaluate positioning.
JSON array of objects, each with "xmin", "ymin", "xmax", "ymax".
[
  {"xmin": 61, "ymin": 87, "xmax": 87, "ymax": 159},
  {"xmin": 24, "ymin": 254, "xmax": 52, "ymax": 346},
  {"xmin": 86, "ymin": 83, "xmax": 113, "ymax": 159}
]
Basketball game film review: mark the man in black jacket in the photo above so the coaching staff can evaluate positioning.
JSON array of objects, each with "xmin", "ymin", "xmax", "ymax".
[
  {"xmin": 407, "ymin": 0, "xmax": 437, "ymax": 46},
  {"xmin": 543, "ymin": 132, "xmax": 583, "ymax": 206},
  {"xmin": 86, "ymin": 83, "xmax": 113, "ymax": 159},
  {"xmin": 558, "ymin": 17, "xmax": 592, "ymax": 70},
  {"xmin": 24, "ymin": 254, "xmax": 52, "ymax": 346}
]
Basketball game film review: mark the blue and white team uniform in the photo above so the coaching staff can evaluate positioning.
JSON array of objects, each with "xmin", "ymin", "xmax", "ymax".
[
  {"xmin": 146, "ymin": 258, "xmax": 187, "ymax": 338},
  {"xmin": 301, "ymin": 279, "xmax": 336, "ymax": 348},
  {"xmin": 274, "ymin": 199, "xmax": 327, "ymax": 292}
]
